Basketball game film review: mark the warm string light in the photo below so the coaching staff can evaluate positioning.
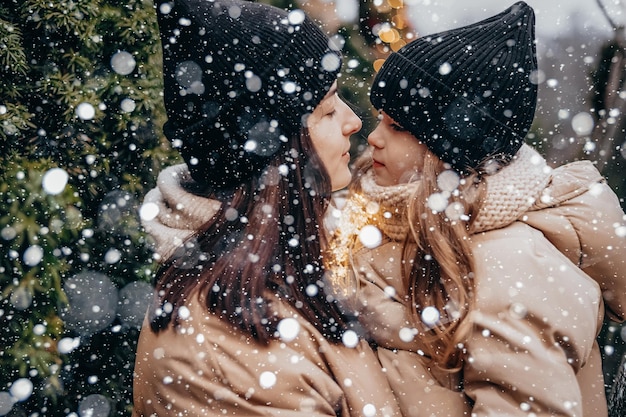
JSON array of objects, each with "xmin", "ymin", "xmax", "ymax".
[
  {"xmin": 325, "ymin": 190, "xmax": 459, "ymax": 335},
  {"xmin": 325, "ymin": 193, "xmax": 382, "ymax": 295}
]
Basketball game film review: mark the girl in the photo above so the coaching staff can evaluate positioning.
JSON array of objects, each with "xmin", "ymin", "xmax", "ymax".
[
  {"xmin": 329, "ymin": 2, "xmax": 626, "ymax": 416},
  {"xmin": 133, "ymin": 1, "xmax": 401, "ymax": 415}
]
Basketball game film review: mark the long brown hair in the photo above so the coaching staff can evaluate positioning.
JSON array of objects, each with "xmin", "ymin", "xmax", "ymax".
[
  {"xmin": 150, "ymin": 128, "xmax": 350, "ymax": 343},
  {"xmin": 349, "ymin": 149, "xmax": 484, "ymax": 369},
  {"xmin": 405, "ymin": 152, "xmax": 484, "ymax": 370}
]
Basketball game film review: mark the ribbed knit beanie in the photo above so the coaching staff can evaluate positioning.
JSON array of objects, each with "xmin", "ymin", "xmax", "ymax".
[
  {"xmin": 156, "ymin": 0, "xmax": 342, "ymax": 188},
  {"xmin": 370, "ymin": 1, "xmax": 537, "ymax": 174}
]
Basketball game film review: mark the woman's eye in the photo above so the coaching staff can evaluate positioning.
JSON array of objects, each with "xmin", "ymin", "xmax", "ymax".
[
  {"xmin": 391, "ymin": 123, "xmax": 405, "ymax": 131},
  {"xmin": 326, "ymin": 110, "xmax": 336, "ymax": 117}
]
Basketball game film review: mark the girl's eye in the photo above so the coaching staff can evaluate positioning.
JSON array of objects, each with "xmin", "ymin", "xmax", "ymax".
[
  {"xmin": 391, "ymin": 123, "xmax": 405, "ymax": 131},
  {"xmin": 326, "ymin": 110, "xmax": 336, "ymax": 118}
]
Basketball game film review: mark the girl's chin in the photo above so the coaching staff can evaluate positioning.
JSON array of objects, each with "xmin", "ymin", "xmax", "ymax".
[{"xmin": 371, "ymin": 168, "xmax": 391, "ymax": 186}]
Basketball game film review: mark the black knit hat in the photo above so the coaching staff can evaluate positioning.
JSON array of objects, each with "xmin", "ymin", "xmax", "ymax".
[
  {"xmin": 156, "ymin": 0, "xmax": 342, "ymax": 188},
  {"xmin": 370, "ymin": 1, "xmax": 537, "ymax": 174}
]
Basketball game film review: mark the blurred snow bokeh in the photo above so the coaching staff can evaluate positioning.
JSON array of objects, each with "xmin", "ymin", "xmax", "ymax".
[{"xmin": 404, "ymin": 0, "xmax": 613, "ymax": 38}]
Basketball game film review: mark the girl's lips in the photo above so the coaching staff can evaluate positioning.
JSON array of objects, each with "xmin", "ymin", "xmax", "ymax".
[{"xmin": 372, "ymin": 159, "xmax": 384, "ymax": 168}]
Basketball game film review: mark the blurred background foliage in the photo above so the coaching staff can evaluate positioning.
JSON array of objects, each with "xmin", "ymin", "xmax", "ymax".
[
  {"xmin": 0, "ymin": 0, "xmax": 625, "ymax": 415},
  {"xmin": 1, "ymin": 0, "xmax": 168, "ymax": 415}
]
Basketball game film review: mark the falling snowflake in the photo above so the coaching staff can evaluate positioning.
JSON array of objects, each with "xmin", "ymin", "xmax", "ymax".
[
  {"xmin": 110, "ymin": 51, "xmax": 136, "ymax": 75},
  {"xmin": 277, "ymin": 317, "xmax": 300, "ymax": 342},
  {"xmin": 75, "ymin": 102, "xmax": 96, "ymax": 120},
  {"xmin": 42, "ymin": 168, "xmax": 69, "ymax": 195},
  {"xmin": 359, "ymin": 225, "xmax": 382, "ymax": 248},
  {"xmin": 259, "ymin": 371, "xmax": 277, "ymax": 389}
]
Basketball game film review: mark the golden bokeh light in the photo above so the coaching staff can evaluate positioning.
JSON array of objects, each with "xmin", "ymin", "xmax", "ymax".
[
  {"xmin": 392, "ymin": 14, "xmax": 407, "ymax": 30},
  {"xmin": 373, "ymin": 58, "xmax": 386, "ymax": 72},
  {"xmin": 379, "ymin": 27, "xmax": 400, "ymax": 43},
  {"xmin": 391, "ymin": 39, "xmax": 407, "ymax": 51}
]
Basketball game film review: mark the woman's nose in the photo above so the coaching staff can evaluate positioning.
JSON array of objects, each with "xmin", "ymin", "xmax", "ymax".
[{"xmin": 344, "ymin": 106, "xmax": 362, "ymax": 136}]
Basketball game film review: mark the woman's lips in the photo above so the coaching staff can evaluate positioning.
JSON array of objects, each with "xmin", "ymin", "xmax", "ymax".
[{"xmin": 372, "ymin": 159, "xmax": 384, "ymax": 168}]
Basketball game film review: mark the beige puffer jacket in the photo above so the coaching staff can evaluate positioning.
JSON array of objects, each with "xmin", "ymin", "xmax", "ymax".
[
  {"xmin": 346, "ymin": 146, "xmax": 626, "ymax": 417},
  {"xmin": 132, "ymin": 164, "xmax": 402, "ymax": 417}
]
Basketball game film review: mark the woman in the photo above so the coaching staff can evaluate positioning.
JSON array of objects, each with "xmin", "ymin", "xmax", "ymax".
[
  {"xmin": 133, "ymin": 1, "xmax": 401, "ymax": 416},
  {"xmin": 329, "ymin": 2, "xmax": 626, "ymax": 416}
]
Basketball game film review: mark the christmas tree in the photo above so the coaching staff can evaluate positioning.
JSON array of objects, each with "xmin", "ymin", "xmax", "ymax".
[{"xmin": 0, "ymin": 0, "xmax": 174, "ymax": 415}]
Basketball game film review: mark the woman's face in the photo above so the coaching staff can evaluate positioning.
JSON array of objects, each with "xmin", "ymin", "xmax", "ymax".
[
  {"xmin": 367, "ymin": 112, "xmax": 430, "ymax": 186},
  {"xmin": 307, "ymin": 82, "xmax": 362, "ymax": 191}
]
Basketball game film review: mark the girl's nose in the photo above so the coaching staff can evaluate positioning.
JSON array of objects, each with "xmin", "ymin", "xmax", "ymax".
[{"xmin": 367, "ymin": 123, "xmax": 385, "ymax": 148}]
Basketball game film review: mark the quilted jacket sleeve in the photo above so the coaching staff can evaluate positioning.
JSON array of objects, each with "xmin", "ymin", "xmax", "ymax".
[
  {"xmin": 133, "ymin": 294, "xmax": 401, "ymax": 417},
  {"xmin": 133, "ymin": 317, "xmax": 345, "ymax": 416},
  {"xmin": 351, "ymin": 240, "xmax": 425, "ymax": 353},
  {"xmin": 523, "ymin": 161, "xmax": 626, "ymax": 322},
  {"xmin": 464, "ymin": 223, "xmax": 603, "ymax": 417}
]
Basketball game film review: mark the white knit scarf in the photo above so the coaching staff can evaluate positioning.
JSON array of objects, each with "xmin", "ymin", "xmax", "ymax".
[
  {"xmin": 142, "ymin": 164, "xmax": 221, "ymax": 261},
  {"xmin": 471, "ymin": 144, "xmax": 553, "ymax": 233}
]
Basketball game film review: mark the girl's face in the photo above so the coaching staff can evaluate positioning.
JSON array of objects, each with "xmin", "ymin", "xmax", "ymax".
[
  {"xmin": 307, "ymin": 82, "xmax": 362, "ymax": 191},
  {"xmin": 367, "ymin": 112, "xmax": 430, "ymax": 186}
]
